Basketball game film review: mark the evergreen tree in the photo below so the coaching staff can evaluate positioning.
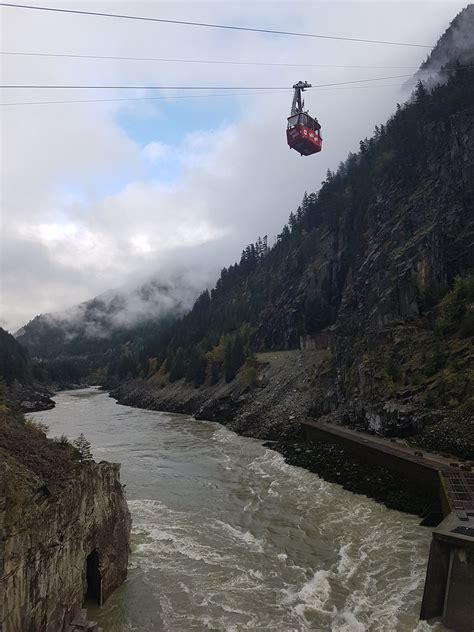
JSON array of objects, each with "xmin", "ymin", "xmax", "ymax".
[
  {"xmin": 414, "ymin": 79, "xmax": 428, "ymax": 104},
  {"xmin": 288, "ymin": 211, "xmax": 297, "ymax": 231},
  {"xmin": 73, "ymin": 433, "xmax": 93, "ymax": 462},
  {"xmin": 231, "ymin": 334, "xmax": 245, "ymax": 375},
  {"xmin": 210, "ymin": 361, "xmax": 220, "ymax": 385},
  {"xmin": 223, "ymin": 334, "xmax": 246, "ymax": 383},
  {"xmin": 277, "ymin": 225, "xmax": 290, "ymax": 242},
  {"xmin": 186, "ymin": 348, "xmax": 207, "ymax": 387},
  {"xmin": 224, "ymin": 338, "xmax": 234, "ymax": 382},
  {"xmin": 169, "ymin": 347, "xmax": 186, "ymax": 382}
]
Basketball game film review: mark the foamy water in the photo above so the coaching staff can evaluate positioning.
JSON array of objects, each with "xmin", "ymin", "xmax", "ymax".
[{"xmin": 31, "ymin": 388, "xmax": 444, "ymax": 631}]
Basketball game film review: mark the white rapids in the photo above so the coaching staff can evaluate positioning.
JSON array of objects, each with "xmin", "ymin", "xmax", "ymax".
[{"xmin": 31, "ymin": 388, "xmax": 445, "ymax": 632}]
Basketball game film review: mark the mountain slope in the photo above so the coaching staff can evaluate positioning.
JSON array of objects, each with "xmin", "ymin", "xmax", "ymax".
[
  {"xmin": 0, "ymin": 327, "xmax": 30, "ymax": 385},
  {"xmin": 16, "ymin": 278, "xmax": 197, "ymax": 382},
  {"xmin": 152, "ymin": 71, "xmax": 473, "ymax": 382},
  {"xmin": 17, "ymin": 7, "xmax": 474, "ymax": 460},
  {"xmin": 420, "ymin": 4, "xmax": 474, "ymax": 71},
  {"xmin": 113, "ymin": 10, "xmax": 474, "ymax": 458},
  {"xmin": 0, "ymin": 328, "xmax": 56, "ymax": 411}
]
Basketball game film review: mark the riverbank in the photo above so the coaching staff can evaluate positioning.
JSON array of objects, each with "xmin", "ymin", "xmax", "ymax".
[
  {"xmin": 30, "ymin": 388, "xmax": 433, "ymax": 632},
  {"xmin": 109, "ymin": 352, "xmax": 440, "ymax": 517},
  {"xmin": 11, "ymin": 380, "xmax": 98, "ymax": 414},
  {"xmin": 6, "ymin": 382, "xmax": 56, "ymax": 413},
  {"xmin": 110, "ymin": 350, "xmax": 310, "ymax": 439}
]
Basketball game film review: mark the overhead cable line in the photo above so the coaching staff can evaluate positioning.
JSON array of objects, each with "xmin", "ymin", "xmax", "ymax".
[
  {"xmin": 0, "ymin": 83, "xmax": 417, "ymax": 106},
  {"xmin": 0, "ymin": 51, "xmax": 423, "ymax": 70},
  {"xmin": 0, "ymin": 2, "xmax": 433, "ymax": 48},
  {"xmin": 0, "ymin": 89, "xmax": 289, "ymax": 106},
  {"xmin": 0, "ymin": 84, "xmax": 294, "ymax": 90},
  {"xmin": 0, "ymin": 71, "xmax": 456, "ymax": 90}
]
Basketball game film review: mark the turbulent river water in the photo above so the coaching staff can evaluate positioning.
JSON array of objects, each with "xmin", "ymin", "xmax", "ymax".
[{"xmin": 31, "ymin": 388, "xmax": 442, "ymax": 632}]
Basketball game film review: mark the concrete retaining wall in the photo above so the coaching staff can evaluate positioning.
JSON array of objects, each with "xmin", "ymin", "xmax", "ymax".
[{"xmin": 302, "ymin": 421, "xmax": 441, "ymax": 495}]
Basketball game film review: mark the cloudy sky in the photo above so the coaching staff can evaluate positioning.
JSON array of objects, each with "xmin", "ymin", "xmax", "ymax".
[{"xmin": 0, "ymin": 0, "xmax": 467, "ymax": 331}]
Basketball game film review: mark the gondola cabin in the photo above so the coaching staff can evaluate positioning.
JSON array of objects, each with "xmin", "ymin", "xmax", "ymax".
[
  {"xmin": 286, "ymin": 112, "xmax": 322, "ymax": 156},
  {"xmin": 286, "ymin": 80, "xmax": 322, "ymax": 156}
]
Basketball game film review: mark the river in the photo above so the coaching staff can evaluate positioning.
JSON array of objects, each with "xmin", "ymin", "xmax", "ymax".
[{"xmin": 31, "ymin": 388, "xmax": 441, "ymax": 632}]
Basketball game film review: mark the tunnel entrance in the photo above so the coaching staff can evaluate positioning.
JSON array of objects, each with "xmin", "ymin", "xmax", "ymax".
[{"xmin": 85, "ymin": 550, "xmax": 102, "ymax": 606}]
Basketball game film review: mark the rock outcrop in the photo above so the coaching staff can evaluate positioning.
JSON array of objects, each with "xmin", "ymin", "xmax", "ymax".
[
  {"xmin": 14, "ymin": 383, "xmax": 56, "ymax": 413},
  {"xmin": 1, "ymin": 412, "xmax": 131, "ymax": 632},
  {"xmin": 303, "ymin": 109, "xmax": 474, "ymax": 435}
]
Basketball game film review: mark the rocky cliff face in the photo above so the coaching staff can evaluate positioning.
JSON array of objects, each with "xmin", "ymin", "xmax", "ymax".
[
  {"xmin": 1, "ymin": 413, "xmax": 131, "ymax": 632},
  {"xmin": 112, "ymin": 64, "xmax": 474, "ymax": 460},
  {"xmin": 300, "ymin": 108, "xmax": 474, "ymax": 434}
]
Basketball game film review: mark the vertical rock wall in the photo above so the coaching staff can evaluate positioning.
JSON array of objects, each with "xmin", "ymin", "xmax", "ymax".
[{"xmin": 1, "ymin": 460, "xmax": 131, "ymax": 632}]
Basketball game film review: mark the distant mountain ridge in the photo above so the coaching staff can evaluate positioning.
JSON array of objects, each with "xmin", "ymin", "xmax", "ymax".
[
  {"xmin": 403, "ymin": 5, "xmax": 474, "ymax": 91},
  {"xmin": 420, "ymin": 4, "xmax": 474, "ymax": 71},
  {"xmin": 16, "ymin": 278, "xmax": 199, "ymax": 381}
]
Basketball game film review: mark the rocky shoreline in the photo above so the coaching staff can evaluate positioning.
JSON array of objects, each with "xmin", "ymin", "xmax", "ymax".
[
  {"xmin": 7, "ymin": 383, "xmax": 56, "ymax": 413},
  {"xmin": 109, "ymin": 363, "xmax": 439, "ymax": 518},
  {"xmin": 9, "ymin": 381, "xmax": 98, "ymax": 414}
]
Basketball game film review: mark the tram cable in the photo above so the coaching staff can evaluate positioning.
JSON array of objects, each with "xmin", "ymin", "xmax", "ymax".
[
  {"xmin": 0, "ymin": 71, "xmax": 445, "ymax": 90},
  {"xmin": 0, "ymin": 51, "xmax": 425, "ymax": 70},
  {"xmin": 0, "ymin": 2, "xmax": 433, "ymax": 48},
  {"xmin": 0, "ymin": 82, "xmax": 420, "ymax": 107}
]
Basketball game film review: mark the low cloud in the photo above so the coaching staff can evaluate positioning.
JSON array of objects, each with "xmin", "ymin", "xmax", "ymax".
[
  {"xmin": 1, "ymin": 0, "xmax": 467, "ymax": 332},
  {"xmin": 24, "ymin": 270, "xmax": 203, "ymax": 340}
]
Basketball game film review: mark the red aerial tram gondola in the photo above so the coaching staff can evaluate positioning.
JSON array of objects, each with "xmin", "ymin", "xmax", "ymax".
[{"xmin": 286, "ymin": 81, "xmax": 322, "ymax": 156}]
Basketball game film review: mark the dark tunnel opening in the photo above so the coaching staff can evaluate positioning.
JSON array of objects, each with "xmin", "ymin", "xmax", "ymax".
[{"xmin": 85, "ymin": 549, "xmax": 102, "ymax": 606}]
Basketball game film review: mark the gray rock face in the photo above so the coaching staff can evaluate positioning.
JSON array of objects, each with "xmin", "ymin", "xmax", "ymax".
[
  {"xmin": 1, "ymin": 461, "xmax": 131, "ymax": 632},
  {"xmin": 231, "ymin": 108, "xmax": 473, "ymax": 441},
  {"xmin": 113, "ymin": 105, "xmax": 474, "ymax": 453},
  {"xmin": 293, "ymin": 109, "xmax": 473, "ymax": 434}
]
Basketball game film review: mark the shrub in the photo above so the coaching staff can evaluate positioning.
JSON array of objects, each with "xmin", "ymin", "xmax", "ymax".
[
  {"xmin": 423, "ymin": 342, "xmax": 447, "ymax": 376},
  {"xmin": 385, "ymin": 353, "xmax": 401, "ymax": 383},
  {"xmin": 239, "ymin": 356, "xmax": 258, "ymax": 390},
  {"xmin": 436, "ymin": 273, "xmax": 474, "ymax": 335},
  {"xmin": 459, "ymin": 310, "xmax": 474, "ymax": 338},
  {"xmin": 53, "ymin": 434, "xmax": 70, "ymax": 445},
  {"xmin": 24, "ymin": 418, "xmax": 49, "ymax": 436}
]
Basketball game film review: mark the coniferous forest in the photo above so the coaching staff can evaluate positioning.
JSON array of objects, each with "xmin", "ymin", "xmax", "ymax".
[{"xmin": 122, "ymin": 67, "xmax": 474, "ymax": 389}]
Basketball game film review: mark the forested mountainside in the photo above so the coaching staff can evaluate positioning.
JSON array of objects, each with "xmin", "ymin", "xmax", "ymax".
[
  {"xmin": 16, "ymin": 280, "xmax": 190, "ymax": 383},
  {"xmin": 0, "ymin": 327, "xmax": 30, "ymax": 385},
  {"xmin": 140, "ymin": 65, "xmax": 474, "ymax": 390},
  {"xmin": 0, "ymin": 328, "xmax": 56, "ymax": 411},
  {"xmin": 113, "ymin": 16, "xmax": 473, "ymax": 456},
  {"xmin": 17, "ymin": 7, "xmax": 474, "ymax": 452},
  {"xmin": 156, "ymin": 7, "xmax": 474, "ymax": 392}
]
